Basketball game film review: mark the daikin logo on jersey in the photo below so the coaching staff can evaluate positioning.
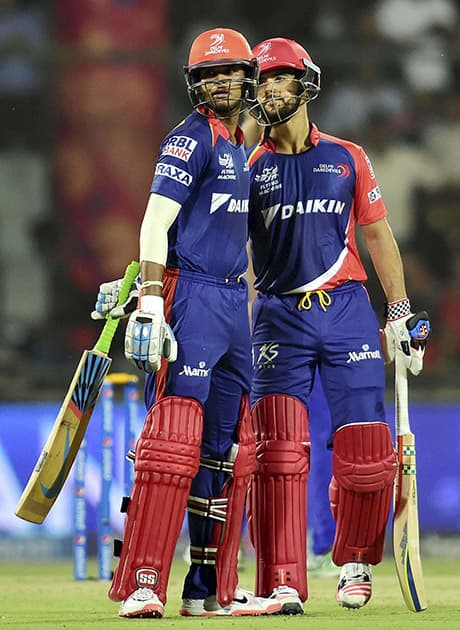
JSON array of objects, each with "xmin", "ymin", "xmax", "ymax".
[
  {"xmin": 346, "ymin": 344, "xmax": 382, "ymax": 363},
  {"xmin": 210, "ymin": 192, "xmax": 249, "ymax": 214},
  {"xmin": 262, "ymin": 199, "xmax": 345, "ymax": 227}
]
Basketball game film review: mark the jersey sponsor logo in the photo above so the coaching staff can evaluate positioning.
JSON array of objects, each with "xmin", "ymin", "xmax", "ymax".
[
  {"xmin": 365, "ymin": 154, "xmax": 375, "ymax": 178},
  {"xmin": 254, "ymin": 165, "xmax": 282, "ymax": 193},
  {"xmin": 218, "ymin": 153, "xmax": 236, "ymax": 180},
  {"xmin": 210, "ymin": 192, "xmax": 249, "ymax": 214},
  {"xmin": 255, "ymin": 343, "xmax": 279, "ymax": 368},
  {"xmin": 219, "ymin": 153, "xmax": 234, "ymax": 168},
  {"xmin": 346, "ymin": 343, "xmax": 382, "ymax": 363},
  {"xmin": 368, "ymin": 185, "xmax": 381, "ymax": 204},
  {"xmin": 179, "ymin": 361, "xmax": 211, "ymax": 378},
  {"xmin": 261, "ymin": 199, "xmax": 346, "ymax": 227},
  {"xmin": 205, "ymin": 33, "xmax": 230, "ymax": 56},
  {"xmin": 161, "ymin": 135, "xmax": 197, "ymax": 162},
  {"xmin": 136, "ymin": 568, "xmax": 160, "ymax": 588},
  {"xmin": 155, "ymin": 162, "xmax": 192, "ymax": 187},
  {"xmin": 312, "ymin": 162, "xmax": 350, "ymax": 177}
]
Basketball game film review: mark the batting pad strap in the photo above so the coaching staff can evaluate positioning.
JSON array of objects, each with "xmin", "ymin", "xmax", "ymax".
[
  {"xmin": 214, "ymin": 396, "xmax": 256, "ymax": 607},
  {"xmin": 331, "ymin": 422, "xmax": 396, "ymax": 565},
  {"xmin": 200, "ymin": 456, "xmax": 235, "ymax": 473},
  {"xmin": 109, "ymin": 396, "xmax": 203, "ymax": 604},
  {"xmin": 120, "ymin": 496, "xmax": 130, "ymax": 513},
  {"xmin": 187, "ymin": 495, "xmax": 228, "ymax": 522},
  {"xmin": 248, "ymin": 394, "xmax": 310, "ymax": 601},
  {"xmin": 190, "ymin": 545, "xmax": 218, "ymax": 565}
]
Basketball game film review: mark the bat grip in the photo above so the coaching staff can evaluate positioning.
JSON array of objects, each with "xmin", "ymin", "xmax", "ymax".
[
  {"xmin": 94, "ymin": 261, "xmax": 140, "ymax": 355},
  {"xmin": 395, "ymin": 354, "xmax": 410, "ymax": 436}
]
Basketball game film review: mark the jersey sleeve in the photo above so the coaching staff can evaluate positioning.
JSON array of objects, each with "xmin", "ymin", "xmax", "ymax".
[
  {"xmin": 353, "ymin": 146, "xmax": 388, "ymax": 226},
  {"xmin": 150, "ymin": 121, "xmax": 211, "ymax": 206}
]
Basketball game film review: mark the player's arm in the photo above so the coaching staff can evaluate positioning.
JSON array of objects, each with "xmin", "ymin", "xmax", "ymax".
[
  {"xmin": 361, "ymin": 218, "xmax": 430, "ymax": 375},
  {"xmin": 91, "ymin": 193, "xmax": 180, "ymax": 319},
  {"xmin": 123, "ymin": 193, "xmax": 180, "ymax": 372},
  {"xmin": 361, "ymin": 217, "xmax": 406, "ymax": 303}
]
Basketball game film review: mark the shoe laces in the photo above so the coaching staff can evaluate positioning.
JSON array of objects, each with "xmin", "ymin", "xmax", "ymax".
[
  {"xmin": 341, "ymin": 562, "xmax": 371, "ymax": 583},
  {"xmin": 130, "ymin": 587, "xmax": 156, "ymax": 601},
  {"xmin": 234, "ymin": 587, "xmax": 254, "ymax": 600},
  {"xmin": 271, "ymin": 585, "xmax": 299, "ymax": 597}
]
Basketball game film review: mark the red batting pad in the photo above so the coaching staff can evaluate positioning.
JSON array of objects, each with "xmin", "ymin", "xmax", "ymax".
[
  {"xmin": 213, "ymin": 396, "xmax": 256, "ymax": 606},
  {"xmin": 109, "ymin": 396, "xmax": 203, "ymax": 603},
  {"xmin": 248, "ymin": 395, "xmax": 310, "ymax": 601},
  {"xmin": 330, "ymin": 422, "xmax": 396, "ymax": 565}
]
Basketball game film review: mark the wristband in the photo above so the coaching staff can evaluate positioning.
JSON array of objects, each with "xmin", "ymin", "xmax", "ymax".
[
  {"xmin": 386, "ymin": 298, "xmax": 411, "ymax": 321},
  {"xmin": 141, "ymin": 280, "xmax": 163, "ymax": 290}
]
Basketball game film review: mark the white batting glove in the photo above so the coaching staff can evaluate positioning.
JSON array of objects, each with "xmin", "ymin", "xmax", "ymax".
[
  {"xmin": 124, "ymin": 295, "xmax": 178, "ymax": 373},
  {"xmin": 91, "ymin": 277, "xmax": 140, "ymax": 320},
  {"xmin": 383, "ymin": 299, "xmax": 431, "ymax": 376}
]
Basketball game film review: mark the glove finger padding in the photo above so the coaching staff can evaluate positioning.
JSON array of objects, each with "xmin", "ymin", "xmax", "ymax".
[
  {"xmin": 91, "ymin": 278, "xmax": 139, "ymax": 320},
  {"xmin": 379, "ymin": 328, "xmax": 394, "ymax": 364},
  {"xmin": 125, "ymin": 311, "xmax": 178, "ymax": 373},
  {"xmin": 125, "ymin": 312, "xmax": 163, "ymax": 373},
  {"xmin": 163, "ymin": 323, "xmax": 178, "ymax": 363}
]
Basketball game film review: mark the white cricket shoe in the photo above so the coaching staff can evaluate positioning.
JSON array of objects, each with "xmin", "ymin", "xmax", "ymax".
[
  {"xmin": 180, "ymin": 588, "xmax": 281, "ymax": 616},
  {"xmin": 269, "ymin": 585, "xmax": 303, "ymax": 615},
  {"xmin": 336, "ymin": 562, "xmax": 372, "ymax": 609},
  {"xmin": 119, "ymin": 587, "xmax": 164, "ymax": 618},
  {"xmin": 308, "ymin": 550, "xmax": 341, "ymax": 578},
  {"xmin": 179, "ymin": 598, "xmax": 205, "ymax": 616}
]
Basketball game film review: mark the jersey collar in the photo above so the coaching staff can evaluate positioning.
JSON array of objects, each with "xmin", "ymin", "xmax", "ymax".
[
  {"xmin": 262, "ymin": 122, "xmax": 321, "ymax": 151},
  {"xmin": 197, "ymin": 107, "xmax": 244, "ymax": 146}
]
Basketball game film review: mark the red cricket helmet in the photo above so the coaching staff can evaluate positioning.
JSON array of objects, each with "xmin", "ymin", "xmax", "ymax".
[
  {"xmin": 250, "ymin": 38, "xmax": 321, "ymax": 125},
  {"xmin": 184, "ymin": 27, "xmax": 258, "ymax": 116}
]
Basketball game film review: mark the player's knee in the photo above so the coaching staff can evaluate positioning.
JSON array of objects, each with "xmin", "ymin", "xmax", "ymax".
[
  {"xmin": 136, "ymin": 396, "xmax": 203, "ymax": 478},
  {"xmin": 252, "ymin": 394, "xmax": 310, "ymax": 475},
  {"xmin": 332, "ymin": 422, "xmax": 396, "ymax": 492}
]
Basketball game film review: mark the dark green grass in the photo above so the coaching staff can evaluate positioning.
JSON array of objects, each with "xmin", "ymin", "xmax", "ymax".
[{"xmin": 0, "ymin": 558, "xmax": 458, "ymax": 629}]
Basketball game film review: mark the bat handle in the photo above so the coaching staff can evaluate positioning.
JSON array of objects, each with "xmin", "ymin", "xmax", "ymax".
[
  {"xmin": 395, "ymin": 354, "xmax": 410, "ymax": 436},
  {"xmin": 94, "ymin": 261, "xmax": 140, "ymax": 355}
]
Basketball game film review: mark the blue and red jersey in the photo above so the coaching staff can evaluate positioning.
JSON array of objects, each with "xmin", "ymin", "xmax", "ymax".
[
  {"xmin": 150, "ymin": 111, "xmax": 250, "ymax": 279},
  {"xmin": 247, "ymin": 123, "xmax": 387, "ymax": 294}
]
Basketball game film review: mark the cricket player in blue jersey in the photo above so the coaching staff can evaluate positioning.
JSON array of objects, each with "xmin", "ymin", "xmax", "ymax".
[
  {"xmin": 245, "ymin": 38, "xmax": 431, "ymax": 612},
  {"xmin": 93, "ymin": 28, "xmax": 284, "ymax": 619},
  {"xmin": 243, "ymin": 118, "xmax": 339, "ymax": 583}
]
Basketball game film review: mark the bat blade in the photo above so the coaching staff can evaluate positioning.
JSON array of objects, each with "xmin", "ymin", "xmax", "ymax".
[
  {"xmin": 393, "ymin": 358, "xmax": 427, "ymax": 612},
  {"xmin": 15, "ymin": 260, "xmax": 140, "ymax": 524},
  {"xmin": 15, "ymin": 349, "xmax": 111, "ymax": 523}
]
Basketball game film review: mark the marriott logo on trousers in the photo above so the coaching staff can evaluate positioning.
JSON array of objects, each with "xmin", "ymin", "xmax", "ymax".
[
  {"xmin": 179, "ymin": 362, "xmax": 210, "ymax": 377},
  {"xmin": 346, "ymin": 344, "xmax": 382, "ymax": 363}
]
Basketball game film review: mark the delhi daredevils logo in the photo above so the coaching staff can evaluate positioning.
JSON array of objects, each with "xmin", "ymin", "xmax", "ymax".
[
  {"xmin": 136, "ymin": 568, "xmax": 160, "ymax": 588},
  {"xmin": 337, "ymin": 163, "xmax": 351, "ymax": 178}
]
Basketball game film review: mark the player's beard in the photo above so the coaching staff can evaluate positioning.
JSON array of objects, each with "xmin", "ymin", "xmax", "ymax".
[
  {"xmin": 259, "ymin": 95, "xmax": 301, "ymax": 125},
  {"xmin": 201, "ymin": 81, "xmax": 244, "ymax": 118}
]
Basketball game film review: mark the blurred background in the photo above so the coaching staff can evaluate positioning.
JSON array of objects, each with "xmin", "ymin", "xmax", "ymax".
[{"xmin": 0, "ymin": 0, "xmax": 459, "ymax": 558}]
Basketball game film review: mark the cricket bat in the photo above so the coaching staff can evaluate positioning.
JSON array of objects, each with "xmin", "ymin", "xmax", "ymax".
[
  {"xmin": 393, "ymin": 354, "xmax": 427, "ymax": 612},
  {"xmin": 15, "ymin": 260, "xmax": 140, "ymax": 524}
]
